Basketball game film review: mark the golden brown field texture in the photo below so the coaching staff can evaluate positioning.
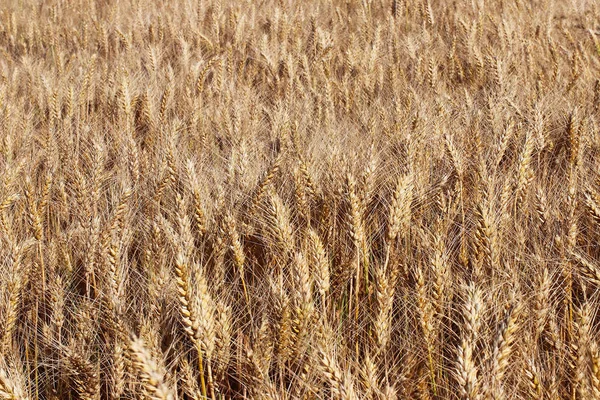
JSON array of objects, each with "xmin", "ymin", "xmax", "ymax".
[{"xmin": 1, "ymin": 0, "xmax": 600, "ymax": 398}]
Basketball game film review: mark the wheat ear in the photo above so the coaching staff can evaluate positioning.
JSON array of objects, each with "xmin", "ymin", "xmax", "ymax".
[
  {"xmin": 128, "ymin": 336, "xmax": 175, "ymax": 400},
  {"xmin": 456, "ymin": 283, "xmax": 482, "ymax": 400}
]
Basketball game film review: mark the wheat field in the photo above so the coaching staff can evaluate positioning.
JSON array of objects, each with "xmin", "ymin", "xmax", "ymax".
[{"xmin": 1, "ymin": 0, "xmax": 600, "ymax": 398}]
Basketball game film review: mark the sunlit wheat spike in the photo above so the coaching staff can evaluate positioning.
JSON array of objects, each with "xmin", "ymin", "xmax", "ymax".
[
  {"xmin": 0, "ymin": 362, "xmax": 29, "ymax": 400},
  {"xmin": 129, "ymin": 336, "xmax": 175, "ymax": 400}
]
